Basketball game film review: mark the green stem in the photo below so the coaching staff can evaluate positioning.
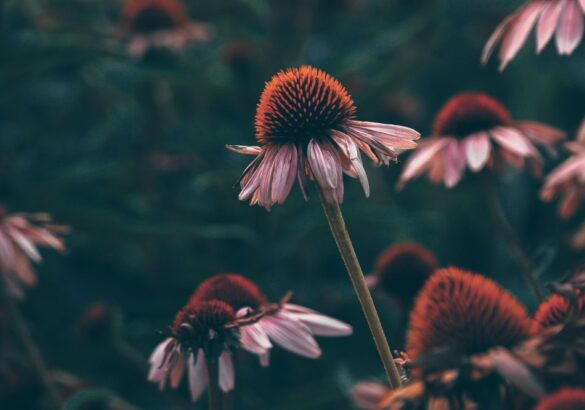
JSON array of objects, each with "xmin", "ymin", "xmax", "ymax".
[
  {"xmin": 317, "ymin": 189, "xmax": 401, "ymax": 388},
  {"xmin": 207, "ymin": 356, "xmax": 221, "ymax": 410}
]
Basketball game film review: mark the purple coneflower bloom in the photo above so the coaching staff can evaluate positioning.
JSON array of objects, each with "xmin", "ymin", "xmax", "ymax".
[
  {"xmin": 227, "ymin": 65, "xmax": 420, "ymax": 209},
  {"xmin": 397, "ymin": 92, "xmax": 564, "ymax": 189},
  {"xmin": 482, "ymin": 0, "xmax": 585, "ymax": 70}
]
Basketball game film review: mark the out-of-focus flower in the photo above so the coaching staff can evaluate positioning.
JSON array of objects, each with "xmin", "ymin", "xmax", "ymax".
[
  {"xmin": 75, "ymin": 303, "xmax": 117, "ymax": 343},
  {"xmin": 366, "ymin": 242, "xmax": 437, "ymax": 308},
  {"xmin": 351, "ymin": 380, "xmax": 389, "ymax": 410},
  {"xmin": 482, "ymin": 0, "xmax": 585, "ymax": 71},
  {"xmin": 535, "ymin": 387, "xmax": 585, "ymax": 410},
  {"xmin": 398, "ymin": 93, "xmax": 564, "ymax": 189},
  {"xmin": 0, "ymin": 207, "xmax": 68, "ymax": 298},
  {"xmin": 541, "ymin": 118, "xmax": 585, "ymax": 248},
  {"xmin": 121, "ymin": 0, "xmax": 212, "ymax": 58},
  {"xmin": 406, "ymin": 267, "xmax": 533, "ymax": 359},
  {"xmin": 533, "ymin": 293, "xmax": 585, "ymax": 331},
  {"xmin": 227, "ymin": 65, "xmax": 420, "ymax": 209},
  {"xmin": 191, "ymin": 273, "xmax": 353, "ymax": 365}
]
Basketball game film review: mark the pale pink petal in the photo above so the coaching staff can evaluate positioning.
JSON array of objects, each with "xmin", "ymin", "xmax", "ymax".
[
  {"xmin": 170, "ymin": 350, "xmax": 186, "ymax": 389},
  {"xmin": 271, "ymin": 144, "xmax": 298, "ymax": 204},
  {"xmin": 0, "ymin": 233, "xmax": 15, "ymax": 269},
  {"xmin": 396, "ymin": 138, "xmax": 451, "ymax": 190},
  {"xmin": 226, "ymin": 145, "xmax": 262, "ymax": 155},
  {"xmin": 9, "ymin": 229, "xmax": 42, "ymax": 262},
  {"xmin": 351, "ymin": 381, "xmax": 389, "ymax": 410},
  {"xmin": 148, "ymin": 339, "xmax": 174, "ymax": 388},
  {"xmin": 541, "ymin": 155, "xmax": 585, "ymax": 199},
  {"xmin": 259, "ymin": 312, "xmax": 322, "ymax": 358},
  {"xmin": 537, "ymin": 0, "xmax": 565, "ymax": 52},
  {"xmin": 239, "ymin": 322, "xmax": 272, "ymax": 354},
  {"xmin": 365, "ymin": 274, "xmax": 378, "ymax": 288},
  {"xmin": 491, "ymin": 127, "xmax": 540, "ymax": 158},
  {"xmin": 556, "ymin": 0, "xmax": 584, "ymax": 54},
  {"xmin": 259, "ymin": 351, "xmax": 270, "ymax": 367},
  {"xmin": 514, "ymin": 121, "xmax": 566, "ymax": 147},
  {"xmin": 498, "ymin": 2, "xmax": 544, "ymax": 70},
  {"xmin": 482, "ymin": 11, "xmax": 518, "ymax": 65},
  {"xmin": 307, "ymin": 139, "xmax": 343, "ymax": 203},
  {"xmin": 443, "ymin": 140, "xmax": 466, "ymax": 188},
  {"xmin": 580, "ymin": 0, "xmax": 585, "ymax": 12},
  {"xmin": 218, "ymin": 351, "xmax": 235, "ymax": 392},
  {"xmin": 288, "ymin": 312, "xmax": 353, "ymax": 336},
  {"xmin": 331, "ymin": 130, "xmax": 370, "ymax": 197},
  {"xmin": 558, "ymin": 187, "xmax": 582, "ymax": 218},
  {"xmin": 13, "ymin": 251, "xmax": 37, "ymax": 287},
  {"xmin": 188, "ymin": 349, "xmax": 208, "ymax": 403},
  {"xmin": 463, "ymin": 132, "xmax": 491, "ymax": 171},
  {"xmin": 347, "ymin": 120, "xmax": 421, "ymax": 141}
]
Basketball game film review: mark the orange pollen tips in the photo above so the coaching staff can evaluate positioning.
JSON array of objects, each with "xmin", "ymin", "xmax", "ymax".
[
  {"xmin": 433, "ymin": 92, "xmax": 512, "ymax": 139},
  {"xmin": 191, "ymin": 274, "xmax": 268, "ymax": 311},
  {"xmin": 123, "ymin": 0, "xmax": 188, "ymax": 33},
  {"xmin": 255, "ymin": 66, "xmax": 357, "ymax": 144},
  {"xmin": 172, "ymin": 300, "xmax": 235, "ymax": 341}
]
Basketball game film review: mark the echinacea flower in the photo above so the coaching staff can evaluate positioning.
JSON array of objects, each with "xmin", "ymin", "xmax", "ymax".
[
  {"xmin": 406, "ymin": 267, "xmax": 534, "ymax": 359},
  {"xmin": 482, "ymin": 0, "xmax": 585, "ymax": 71},
  {"xmin": 535, "ymin": 388, "xmax": 585, "ymax": 410},
  {"xmin": 191, "ymin": 273, "xmax": 353, "ymax": 364},
  {"xmin": 227, "ymin": 65, "xmax": 420, "ymax": 209},
  {"xmin": 0, "ymin": 207, "xmax": 68, "ymax": 298},
  {"xmin": 533, "ymin": 293, "xmax": 585, "ymax": 331},
  {"xmin": 366, "ymin": 242, "xmax": 437, "ymax": 307},
  {"xmin": 398, "ymin": 92, "xmax": 564, "ymax": 189},
  {"xmin": 541, "ymin": 118, "xmax": 585, "ymax": 248},
  {"xmin": 121, "ymin": 0, "xmax": 211, "ymax": 58}
]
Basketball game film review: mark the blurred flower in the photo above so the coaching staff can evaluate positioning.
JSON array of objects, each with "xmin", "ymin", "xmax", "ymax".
[
  {"xmin": 0, "ymin": 207, "xmax": 68, "ymax": 298},
  {"xmin": 227, "ymin": 66, "xmax": 420, "ymax": 209},
  {"xmin": 366, "ymin": 242, "xmax": 437, "ymax": 308},
  {"xmin": 222, "ymin": 40, "xmax": 255, "ymax": 67},
  {"xmin": 75, "ymin": 303, "xmax": 117, "ymax": 343},
  {"xmin": 191, "ymin": 273, "xmax": 353, "ymax": 364},
  {"xmin": 121, "ymin": 0, "xmax": 212, "ymax": 58},
  {"xmin": 406, "ymin": 267, "xmax": 533, "ymax": 359},
  {"xmin": 541, "ymin": 118, "xmax": 585, "ymax": 248},
  {"xmin": 533, "ymin": 293, "xmax": 585, "ymax": 331},
  {"xmin": 398, "ymin": 92, "xmax": 564, "ymax": 189},
  {"xmin": 351, "ymin": 380, "xmax": 389, "ymax": 410},
  {"xmin": 482, "ymin": 0, "xmax": 585, "ymax": 71},
  {"xmin": 535, "ymin": 387, "xmax": 585, "ymax": 410}
]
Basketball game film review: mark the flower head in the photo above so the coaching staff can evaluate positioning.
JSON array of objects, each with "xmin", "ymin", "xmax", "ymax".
[
  {"xmin": 0, "ymin": 207, "xmax": 68, "ymax": 298},
  {"xmin": 482, "ymin": 0, "xmax": 585, "ymax": 71},
  {"xmin": 398, "ymin": 92, "xmax": 564, "ymax": 189},
  {"xmin": 406, "ymin": 267, "xmax": 533, "ymax": 359},
  {"xmin": 120, "ymin": 0, "xmax": 211, "ymax": 58},
  {"xmin": 190, "ymin": 273, "xmax": 268, "ymax": 311},
  {"xmin": 535, "ymin": 388, "xmax": 585, "ymax": 410},
  {"xmin": 227, "ymin": 66, "xmax": 420, "ymax": 209},
  {"xmin": 366, "ymin": 242, "xmax": 437, "ymax": 307},
  {"xmin": 533, "ymin": 293, "xmax": 585, "ymax": 331}
]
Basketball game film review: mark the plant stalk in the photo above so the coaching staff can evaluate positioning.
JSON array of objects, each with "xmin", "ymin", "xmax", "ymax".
[{"xmin": 207, "ymin": 356, "xmax": 221, "ymax": 410}]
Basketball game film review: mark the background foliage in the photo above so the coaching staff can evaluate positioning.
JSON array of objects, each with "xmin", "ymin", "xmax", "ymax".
[{"xmin": 1, "ymin": 0, "xmax": 584, "ymax": 408}]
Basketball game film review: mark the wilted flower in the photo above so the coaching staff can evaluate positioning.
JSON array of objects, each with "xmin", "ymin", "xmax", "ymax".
[
  {"xmin": 535, "ymin": 387, "xmax": 585, "ymax": 410},
  {"xmin": 533, "ymin": 293, "xmax": 585, "ymax": 331},
  {"xmin": 482, "ymin": 0, "xmax": 585, "ymax": 71},
  {"xmin": 121, "ymin": 0, "xmax": 212, "ymax": 58},
  {"xmin": 398, "ymin": 92, "xmax": 564, "ymax": 189},
  {"xmin": 406, "ymin": 267, "xmax": 533, "ymax": 359},
  {"xmin": 191, "ymin": 273, "xmax": 353, "ymax": 364},
  {"xmin": 366, "ymin": 242, "xmax": 437, "ymax": 308},
  {"xmin": 227, "ymin": 65, "xmax": 420, "ymax": 209},
  {"xmin": 0, "ymin": 207, "xmax": 68, "ymax": 298},
  {"xmin": 541, "ymin": 118, "xmax": 585, "ymax": 248}
]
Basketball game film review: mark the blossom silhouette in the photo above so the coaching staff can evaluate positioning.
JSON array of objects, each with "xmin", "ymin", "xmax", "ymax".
[
  {"xmin": 398, "ymin": 92, "xmax": 564, "ymax": 189},
  {"xmin": 482, "ymin": 0, "xmax": 585, "ymax": 70},
  {"xmin": 227, "ymin": 65, "xmax": 420, "ymax": 209}
]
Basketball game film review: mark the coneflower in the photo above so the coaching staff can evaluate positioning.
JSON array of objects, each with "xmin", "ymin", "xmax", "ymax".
[
  {"xmin": 535, "ymin": 388, "xmax": 585, "ymax": 410},
  {"xmin": 482, "ymin": 0, "xmax": 585, "ymax": 71},
  {"xmin": 228, "ymin": 66, "xmax": 420, "ymax": 387},
  {"xmin": 406, "ymin": 267, "xmax": 533, "ymax": 359},
  {"xmin": 533, "ymin": 293, "xmax": 585, "ymax": 331},
  {"xmin": 366, "ymin": 242, "xmax": 437, "ymax": 308},
  {"xmin": 121, "ymin": 0, "xmax": 211, "ymax": 57}
]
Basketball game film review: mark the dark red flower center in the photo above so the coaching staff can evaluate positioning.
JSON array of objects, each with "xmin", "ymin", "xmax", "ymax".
[
  {"xmin": 172, "ymin": 300, "xmax": 234, "ymax": 341},
  {"xmin": 191, "ymin": 274, "xmax": 268, "ymax": 311},
  {"xmin": 432, "ymin": 93, "xmax": 512, "ymax": 139},
  {"xmin": 255, "ymin": 66, "xmax": 356, "ymax": 145},
  {"xmin": 123, "ymin": 0, "xmax": 188, "ymax": 33}
]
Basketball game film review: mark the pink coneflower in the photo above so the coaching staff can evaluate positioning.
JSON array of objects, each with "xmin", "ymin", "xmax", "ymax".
[
  {"xmin": 227, "ymin": 65, "xmax": 420, "ymax": 209},
  {"xmin": 398, "ymin": 92, "xmax": 564, "ymax": 189},
  {"xmin": 535, "ymin": 388, "xmax": 585, "ymax": 410},
  {"xmin": 191, "ymin": 273, "xmax": 353, "ymax": 364},
  {"xmin": 482, "ymin": 0, "xmax": 585, "ymax": 71},
  {"xmin": 0, "ymin": 207, "xmax": 68, "ymax": 298},
  {"xmin": 121, "ymin": 0, "xmax": 211, "ymax": 58},
  {"xmin": 541, "ymin": 119, "xmax": 585, "ymax": 248}
]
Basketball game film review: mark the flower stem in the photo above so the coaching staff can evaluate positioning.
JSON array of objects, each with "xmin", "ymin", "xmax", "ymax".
[
  {"xmin": 317, "ymin": 189, "xmax": 401, "ymax": 388},
  {"xmin": 207, "ymin": 356, "xmax": 221, "ymax": 410},
  {"xmin": 0, "ymin": 279, "xmax": 62, "ymax": 409},
  {"xmin": 480, "ymin": 175, "xmax": 543, "ymax": 303}
]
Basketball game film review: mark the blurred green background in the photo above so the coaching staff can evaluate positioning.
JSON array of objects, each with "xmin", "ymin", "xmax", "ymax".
[{"xmin": 1, "ymin": 0, "xmax": 584, "ymax": 408}]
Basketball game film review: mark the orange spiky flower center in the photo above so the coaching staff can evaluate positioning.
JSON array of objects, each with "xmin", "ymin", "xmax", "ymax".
[
  {"xmin": 407, "ymin": 267, "xmax": 533, "ymax": 358},
  {"xmin": 433, "ymin": 93, "xmax": 512, "ymax": 139},
  {"xmin": 533, "ymin": 293, "xmax": 585, "ymax": 331},
  {"xmin": 535, "ymin": 388, "xmax": 585, "ymax": 410},
  {"xmin": 171, "ymin": 300, "xmax": 235, "ymax": 342},
  {"xmin": 123, "ymin": 0, "xmax": 188, "ymax": 33},
  {"xmin": 191, "ymin": 274, "xmax": 268, "ymax": 311},
  {"xmin": 255, "ymin": 66, "xmax": 356, "ymax": 145}
]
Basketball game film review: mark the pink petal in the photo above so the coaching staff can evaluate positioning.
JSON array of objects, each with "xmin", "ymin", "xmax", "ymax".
[
  {"xmin": 347, "ymin": 120, "xmax": 421, "ymax": 141},
  {"xmin": 169, "ymin": 350, "xmax": 186, "ymax": 389},
  {"xmin": 188, "ymin": 349, "xmax": 208, "ymax": 403},
  {"xmin": 259, "ymin": 312, "xmax": 322, "ymax": 359},
  {"xmin": 580, "ymin": 0, "xmax": 585, "ymax": 12},
  {"xmin": 259, "ymin": 351, "xmax": 270, "ymax": 367},
  {"xmin": 514, "ymin": 121, "xmax": 566, "ymax": 146},
  {"xmin": 365, "ymin": 275, "xmax": 378, "ymax": 288},
  {"xmin": 463, "ymin": 132, "xmax": 491, "ymax": 171},
  {"xmin": 9, "ymin": 229, "xmax": 42, "ymax": 262},
  {"xmin": 396, "ymin": 138, "xmax": 451, "ymax": 190},
  {"xmin": 556, "ymin": 0, "xmax": 584, "ymax": 54},
  {"xmin": 307, "ymin": 139, "xmax": 343, "ymax": 203},
  {"xmin": 351, "ymin": 381, "xmax": 389, "ymax": 410},
  {"xmin": 13, "ymin": 251, "xmax": 37, "ymax": 287},
  {"xmin": 271, "ymin": 144, "xmax": 298, "ymax": 204},
  {"xmin": 282, "ymin": 304, "xmax": 353, "ymax": 336},
  {"xmin": 218, "ymin": 351, "xmax": 235, "ymax": 392},
  {"xmin": 490, "ymin": 127, "xmax": 540, "ymax": 158},
  {"xmin": 239, "ymin": 322, "xmax": 272, "ymax": 354},
  {"xmin": 537, "ymin": 0, "xmax": 565, "ymax": 52},
  {"xmin": 226, "ymin": 145, "xmax": 262, "ymax": 155},
  {"xmin": 443, "ymin": 140, "xmax": 466, "ymax": 188},
  {"xmin": 0, "ymin": 233, "xmax": 15, "ymax": 269},
  {"xmin": 331, "ymin": 130, "xmax": 370, "ymax": 197}
]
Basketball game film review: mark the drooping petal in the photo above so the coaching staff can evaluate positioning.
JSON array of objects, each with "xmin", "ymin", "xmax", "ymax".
[
  {"xmin": 482, "ymin": 11, "xmax": 518, "ymax": 65},
  {"xmin": 442, "ymin": 140, "xmax": 466, "ymax": 188},
  {"xmin": 397, "ymin": 138, "xmax": 451, "ymax": 190},
  {"xmin": 226, "ymin": 145, "xmax": 263, "ymax": 155},
  {"xmin": 239, "ymin": 322, "xmax": 273, "ymax": 354},
  {"xmin": 331, "ymin": 130, "xmax": 370, "ymax": 196},
  {"xmin": 188, "ymin": 349, "xmax": 209, "ymax": 403},
  {"xmin": 218, "ymin": 351, "xmax": 235, "ymax": 392},
  {"xmin": 9, "ymin": 229, "xmax": 42, "ymax": 262},
  {"xmin": 556, "ymin": 0, "xmax": 584, "ymax": 54},
  {"xmin": 169, "ymin": 350, "xmax": 186, "ymax": 389},
  {"xmin": 284, "ymin": 310, "xmax": 353, "ymax": 336},
  {"xmin": 514, "ymin": 121, "xmax": 566, "ymax": 147},
  {"xmin": 537, "ymin": 0, "xmax": 565, "ymax": 53},
  {"xmin": 491, "ymin": 127, "xmax": 540, "ymax": 158},
  {"xmin": 259, "ymin": 351, "xmax": 270, "ymax": 367},
  {"xmin": 259, "ymin": 311, "xmax": 322, "ymax": 358},
  {"xmin": 307, "ymin": 139, "xmax": 343, "ymax": 203},
  {"xmin": 463, "ymin": 132, "xmax": 491, "ymax": 171},
  {"xmin": 271, "ymin": 144, "xmax": 298, "ymax": 204}
]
